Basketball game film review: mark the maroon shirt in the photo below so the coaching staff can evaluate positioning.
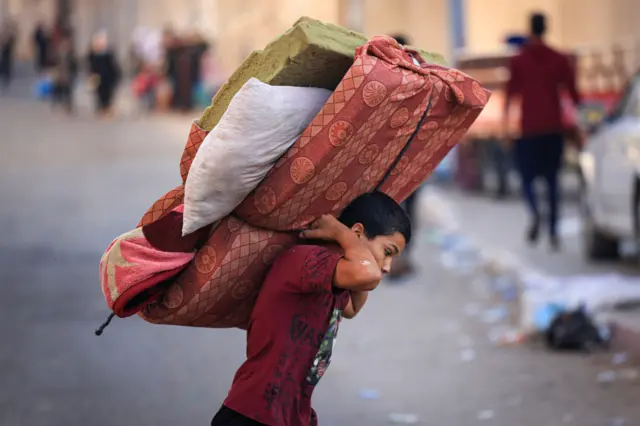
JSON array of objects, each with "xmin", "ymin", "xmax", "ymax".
[
  {"xmin": 506, "ymin": 41, "xmax": 581, "ymax": 136},
  {"xmin": 224, "ymin": 245, "xmax": 350, "ymax": 426}
]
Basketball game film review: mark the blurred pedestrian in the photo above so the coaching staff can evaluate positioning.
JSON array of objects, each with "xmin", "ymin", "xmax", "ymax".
[
  {"xmin": 88, "ymin": 31, "xmax": 121, "ymax": 118},
  {"xmin": 504, "ymin": 12, "xmax": 581, "ymax": 250},
  {"xmin": 33, "ymin": 21, "xmax": 50, "ymax": 73},
  {"xmin": 162, "ymin": 28, "xmax": 180, "ymax": 110},
  {"xmin": 51, "ymin": 32, "xmax": 78, "ymax": 114},
  {"xmin": 0, "ymin": 20, "xmax": 17, "ymax": 92},
  {"xmin": 132, "ymin": 63, "xmax": 158, "ymax": 112},
  {"xmin": 186, "ymin": 33, "xmax": 209, "ymax": 109},
  {"xmin": 388, "ymin": 33, "xmax": 417, "ymax": 280}
]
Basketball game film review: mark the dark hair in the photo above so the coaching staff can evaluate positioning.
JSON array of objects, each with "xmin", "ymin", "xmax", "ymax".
[
  {"xmin": 390, "ymin": 34, "xmax": 410, "ymax": 46},
  {"xmin": 339, "ymin": 191, "xmax": 412, "ymax": 244},
  {"xmin": 530, "ymin": 12, "xmax": 546, "ymax": 37}
]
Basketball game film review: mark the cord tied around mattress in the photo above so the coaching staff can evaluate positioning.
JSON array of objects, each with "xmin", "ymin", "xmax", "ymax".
[{"xmin": 94, "ymin": 312, "xmax": 116, "ymax": 336}]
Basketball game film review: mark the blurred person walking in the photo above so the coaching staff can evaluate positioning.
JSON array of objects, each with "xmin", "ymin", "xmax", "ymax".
[
  {"xmin": 132, "ymin": 63, "xmax": 158, "ymax": 112},
  {"xmin": 51, "ymin": 32, "xmax": 78, "ymax": 114},
  {"xmin": 88, "ymin": 31, "xmax": 121, "ymax": 118},
  {"xmin": 33, "ymin": 21, "xmax": 50, "ymax": 73},
  {"xmin": 0, "ymin": 20, "xmax": 17, "ymax": 93},
  {"xmin": 504, "ymin": 13, "xmax": 581, "ymax": 251}
]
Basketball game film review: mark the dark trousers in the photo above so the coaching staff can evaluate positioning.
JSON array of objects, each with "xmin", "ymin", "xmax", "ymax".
[
  {"xmin": 36, "ymin": 48, "xmax": 48, "ymax": 72},
  {"xmin": 487, "ymin": 139, "xmax": 511, "ymax": 196},
  {"xmin": 0, "ymin": 56, "xmax": 12, "ymax": 88},
  {"xmin": 52, "ymin": 83, "xmax": 73, "ymax": 111},
  {"xmin": 96, "ymin": 85, "xmax": 114, "ymax": 111},
  {"xmin": 211, "ymin": 406, "xmax": 265, "ymax": 426},
  {"xmin": 514, "ymin": 133, "xmax": 564, "ymax": 237}
]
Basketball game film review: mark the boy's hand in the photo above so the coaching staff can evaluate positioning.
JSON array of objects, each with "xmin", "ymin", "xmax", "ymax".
[
  {"xmin": 300, "ymin": 214, "xmax": 349, "ymax": 241},
  {"xmin": 342, "ymin": 290, "xmax": 369, "ymax": 319}
]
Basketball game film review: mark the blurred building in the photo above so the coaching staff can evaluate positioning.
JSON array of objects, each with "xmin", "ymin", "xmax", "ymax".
[
  {"xmin": 0, "ymin": 0, "xmax": 217, "ymax": 60},
  {"xmin": 1, "ymin": 0, "xmax": 638, "ymax": 76},
  {"xmin": 215, "ymin": 0, "xmax": 640, "ymax": 77},
  {"xmin": 464, "ymin": 0, "xmax": 639, "ymax": 52}
]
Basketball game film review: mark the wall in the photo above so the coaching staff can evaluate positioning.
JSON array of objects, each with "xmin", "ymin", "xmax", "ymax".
[
  {"xmin": 214, "ymin": 0, "xmax": 344, "ymax": 77},
  {"xmin": 357, "ymin": 0, "xmax": 450, "ymax": 60},
  {"xmin": 214, "ymin": 0, "xmax": 452, "ymax": 77},
  {"xmin": 464, "ymin": 0, "xmax": 639, "ymax": 53},
  {"xmin": 464, "ymin": 0, "xmax": 561, "ymax": 52}
]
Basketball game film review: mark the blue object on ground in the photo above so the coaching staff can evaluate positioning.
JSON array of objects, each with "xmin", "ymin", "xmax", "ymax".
[
  {"xmin": 534, "ymin": 303, "xmax": 566, "ymax": 332},
  {"xmin": 34, "ymin": 77, "xmax": 53, "ymax": 99}
]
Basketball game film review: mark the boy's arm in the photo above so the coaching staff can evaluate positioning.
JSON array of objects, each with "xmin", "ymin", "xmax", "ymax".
[
  {"xmin": 342, "ymin": 290, "xmax": 368, "ymax": 319},
  {"xmin": 300, "ymin": 215, "xmax": 382, "ymax": 292}
]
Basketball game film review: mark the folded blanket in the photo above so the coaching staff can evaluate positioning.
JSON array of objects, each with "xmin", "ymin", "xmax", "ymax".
[{"xmin": 100, "ymin": 205, "xmax": 213, "ymax": 317}]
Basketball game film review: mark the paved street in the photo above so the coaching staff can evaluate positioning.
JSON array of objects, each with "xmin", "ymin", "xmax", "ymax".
[{"xmin": 1, "ymin": 95, "xmax": 639, "ymax": 426}]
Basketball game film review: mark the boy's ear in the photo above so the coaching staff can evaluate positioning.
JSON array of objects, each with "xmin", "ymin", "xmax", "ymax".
[{"xmin": 351, "ymin": 223, "xmax": 365, "ymax": 238}]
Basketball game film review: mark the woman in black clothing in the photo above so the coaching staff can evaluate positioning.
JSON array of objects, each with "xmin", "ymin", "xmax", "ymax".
[{"xmin": 88, "ymin": 31, "xmax": 121, "ymax": 116}]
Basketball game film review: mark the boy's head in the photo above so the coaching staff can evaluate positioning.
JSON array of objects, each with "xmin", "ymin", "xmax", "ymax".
[{"xmin": 339, "ymin": 191, "xmax": 411, "ymax": 274}]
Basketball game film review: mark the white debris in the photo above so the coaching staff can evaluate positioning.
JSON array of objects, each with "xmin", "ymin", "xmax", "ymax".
[
  {"xmin": 597, "ymin": 370, "xmax": 617, "ymax": 384},
  {"xmin": 507, "ymin": 395, "xmax": 523, "ymax": 407},
  {"xmin": 388, "ymin": 413, "xmax": 419, "ymax": 424},
  {"xmin": 520, "ymin": 273, "xmax": 640, "ymax": 333},
  {"xmin": 457, "ymin": 335, "xmax": 474, "ymax": 347},
  {"xmin": 358, "ymin": 389, "xmax": 380, "ymax": 400},
  {"xmin": 464, "ymin": 303, "xmax": 481, "ymax": 318},
  {"xmin": 612, "ymin": 352, "xmax": 629, "ymax": 366},
  {"xmin": 523, "ymin": 274, "xmax": 640, "ymax": 314},
  {"xmin": 609, "ymin": 417, "xmax": 627, "ymax": 426},
  {"xmin": 460, "ymin": 349, "xmax": 476, "ymax": 363},
  {"xmin": 477, "ymin": 410, "xmax": 495, "ymax": 420},
  {"xmin": 559, "ymin": 216, "xmax": 581, "ymax": 237},
  {"xmin": 418, "ymin": 187, "xmax": 461, "ymax": 233},
  {"xmin": 481, "ymin": 306, "xmax": 509, "ymax": 324},
  {"xmin": 617, "ymin": 368, "xmax": 639, "ymax": 381}
]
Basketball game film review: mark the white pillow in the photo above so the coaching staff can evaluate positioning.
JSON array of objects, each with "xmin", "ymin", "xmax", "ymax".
[{"xmin": 182, "ymin": 78, "xmax": 332, "ymax": 235}]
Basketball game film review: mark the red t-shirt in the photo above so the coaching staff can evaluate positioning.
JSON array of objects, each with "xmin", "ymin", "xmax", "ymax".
[
  {"xmin": 506, "ymin": 42, "xmax": 581, "ymax": 136},
  {"xmin": 224, "ymin": 245, "xmax": 350, "ymax": 426}
]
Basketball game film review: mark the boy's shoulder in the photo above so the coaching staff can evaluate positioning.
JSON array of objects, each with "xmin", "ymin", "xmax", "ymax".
[
  {"xmin": 277, "ymin": 244, "xmax": 331, "ymax": 262},
  {"xmin": 265, "ymin": 244, "xmax": 343, "ymax": 294},
  {"xmin": 271, "ymin": 244, "xmax": 341, "ymax": 272}
]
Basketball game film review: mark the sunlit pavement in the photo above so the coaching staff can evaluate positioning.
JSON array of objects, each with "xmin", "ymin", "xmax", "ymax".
[{"xmin": 1, "ymin": 96, "xmax": 638, "ymax": 426}]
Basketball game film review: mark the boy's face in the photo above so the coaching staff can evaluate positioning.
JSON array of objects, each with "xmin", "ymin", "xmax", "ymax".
[{"xmin": 352, "ymin": 224, "xmax": 406, "ymax": 275}]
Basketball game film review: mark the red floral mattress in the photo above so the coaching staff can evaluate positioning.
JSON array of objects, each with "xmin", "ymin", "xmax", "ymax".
[{"xmin": 101, "ymin": 36, "xmax": 490, "ymax": 329}]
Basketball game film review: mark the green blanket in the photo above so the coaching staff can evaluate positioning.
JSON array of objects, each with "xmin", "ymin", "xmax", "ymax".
[{"xmin": 198, "ymin": 16, "xmax": 446, "ymax": 131}]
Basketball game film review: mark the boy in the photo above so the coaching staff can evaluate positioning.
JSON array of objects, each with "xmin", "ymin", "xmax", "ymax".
[{"xmin": 211, "ymin": 191, "xmax": 411, "ymax": 426}]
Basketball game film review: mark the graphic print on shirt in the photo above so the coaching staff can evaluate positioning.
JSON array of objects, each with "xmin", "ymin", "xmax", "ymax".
[{"xmin": 306, "ymin": 308, "xmax": 343, "ymax": 386}]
